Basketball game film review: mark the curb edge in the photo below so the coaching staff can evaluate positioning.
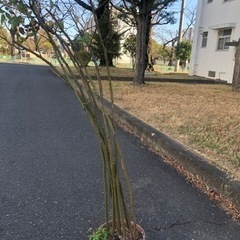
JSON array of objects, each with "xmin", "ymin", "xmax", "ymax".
[{"xmin": 103, "ymin": 99, "xmax": 240, "ymax": 211}]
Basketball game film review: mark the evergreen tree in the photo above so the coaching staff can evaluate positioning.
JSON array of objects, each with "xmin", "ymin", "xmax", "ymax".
[
  {"xmin": 175, "ymin": 40, "xmax": 192, "ymax": 65},
  {"xmin": 75, "ymin": 0, "xmax": 121, "ymax": 66}
]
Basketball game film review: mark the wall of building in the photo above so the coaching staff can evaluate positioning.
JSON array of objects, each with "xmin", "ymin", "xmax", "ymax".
[{"xmin": 190, "ymin": 0, "xmax": 240, "ymax": 83}]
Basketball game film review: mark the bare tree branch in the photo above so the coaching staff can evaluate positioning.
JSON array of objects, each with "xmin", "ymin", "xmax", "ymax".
[{"xmin": 74, "ymin": 0, "xmax": 92, "ymax": 11}]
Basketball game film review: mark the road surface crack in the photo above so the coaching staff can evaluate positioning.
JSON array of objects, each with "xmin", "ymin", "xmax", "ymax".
[{"xmin": 154, "ymin": 220, "xmax": 229, "ymax": 231}]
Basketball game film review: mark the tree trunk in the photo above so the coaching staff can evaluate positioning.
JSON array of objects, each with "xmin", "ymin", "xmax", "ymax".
[
  {"xmin": 10, "ymin": 29, "xmax": 16, "ymax": 57},
  {"xmin": 168, "ymin": 42, "xmax": 175, "ymax": 66},
  {"xmin": 131, "ymin": 55, "xmax": 135, "ymax": 70},
  {"xmin": 168, "ymin": 49, "xmax": 174, "ymax": 66},
  {"xmin": 99, "ymin": 58, "xmax": 114, "ymax": 67},
  {"xmin": 133, "ymin": 19, "xmax": 146, "ymax": 85},
  {"xmin": 232, "ymin": 44, "xmax": 240, "ymax": 92},
  {"xmin": 133, "ymin": 11, "xmax": 151, "ymax": 85}
]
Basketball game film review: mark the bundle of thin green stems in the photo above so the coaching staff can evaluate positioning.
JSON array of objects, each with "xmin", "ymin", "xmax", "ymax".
[{"xmin": 0, "ymin": 0, "xmax": 137, "ymax": 238}]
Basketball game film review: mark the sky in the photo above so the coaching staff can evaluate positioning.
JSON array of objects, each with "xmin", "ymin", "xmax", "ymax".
[
  {"xmin": 171, "ymin": 0, "xmax": 198, "ymax": 29},
  {"xmin": 153, "ymin": 0, "xmax": 198, "ymax": 42}
]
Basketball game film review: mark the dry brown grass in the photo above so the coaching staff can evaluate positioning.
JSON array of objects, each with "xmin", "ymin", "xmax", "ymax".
[
  {"xmin": 57, "ymin": 65, "xmax": 201, "ymax": 80},
  {"xmin": 86, "ymin": 66, "xmax": 136, "ymax": 78},
  {"xmin": 101, "ymin": 81, "xmax": 240, "ymax": 180}
]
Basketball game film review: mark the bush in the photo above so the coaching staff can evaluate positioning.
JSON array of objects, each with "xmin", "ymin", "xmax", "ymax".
[{"xmin": 76, "ymin": 50, "xmax": 91, "ymax": 67}]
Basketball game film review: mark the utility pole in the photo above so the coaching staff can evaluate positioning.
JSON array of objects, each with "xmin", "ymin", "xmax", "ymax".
[{"xmin": 175, "ymin": 0, "xmax": 185, "ymax": 72}]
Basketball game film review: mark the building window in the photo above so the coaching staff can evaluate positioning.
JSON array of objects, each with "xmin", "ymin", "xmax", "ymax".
[
  {"xmin": 201, "ymin": 32, "xmax": 208, "ymax": 47},
  {"xmin": 217, "ymin": 29, "xmax": 232, "ymax": 50},
  {"xmin": 208, "ymin": 0, "xmax": 213, "ymax": 3}
]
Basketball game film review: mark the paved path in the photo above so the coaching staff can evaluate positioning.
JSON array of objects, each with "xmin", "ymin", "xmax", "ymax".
[{"xmin": 0, "ymin": 63, "xmax": 239, "ymax": 240}]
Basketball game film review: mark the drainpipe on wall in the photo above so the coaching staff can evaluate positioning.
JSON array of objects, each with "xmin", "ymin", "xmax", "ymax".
[
  {"xmin": 189, "ymin": 0, "xmax": 203, "ymax": 76},
  {"xmin": 218, "ymin": 72, "xmax": 226, "ymax": 80}
]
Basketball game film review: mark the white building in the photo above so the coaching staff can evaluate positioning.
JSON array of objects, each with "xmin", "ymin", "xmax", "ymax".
[{"xmin": 189, "ymin": 0, "xmax": 240, "ymax": 83}]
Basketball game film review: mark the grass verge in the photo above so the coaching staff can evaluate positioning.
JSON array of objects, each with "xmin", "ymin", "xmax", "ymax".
[
  {"xmin": 56, "ymin": 65, "xmax": 208, "ymax": 80},
  {"xmin": 101, "ymin": 81, "xmax": 240, "ymax": 181}
]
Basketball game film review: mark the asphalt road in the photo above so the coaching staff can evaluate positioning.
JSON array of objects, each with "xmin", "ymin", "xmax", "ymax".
[{"xmin": 0, "ymin": 63, "xmax": 240, "ymax": 240}]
